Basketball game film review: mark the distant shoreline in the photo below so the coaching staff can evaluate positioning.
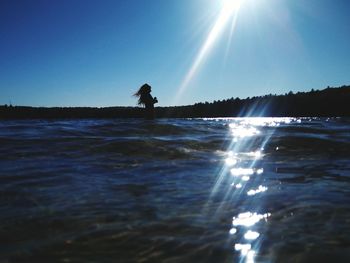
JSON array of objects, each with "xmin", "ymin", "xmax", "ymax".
[{"xmin": 1, "ymin": 86, "xmax": 349, "ymax": 119}]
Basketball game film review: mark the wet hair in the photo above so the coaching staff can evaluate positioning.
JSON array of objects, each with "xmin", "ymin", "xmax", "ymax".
[{"xmin": 134, "ymin": 83, "xmax": 152, "ymax": 105}]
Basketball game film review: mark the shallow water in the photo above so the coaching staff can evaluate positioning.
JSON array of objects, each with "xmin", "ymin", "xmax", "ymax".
[{"xmin": 1, "ymin": 117, "xmax": 350, "ymax": 263}]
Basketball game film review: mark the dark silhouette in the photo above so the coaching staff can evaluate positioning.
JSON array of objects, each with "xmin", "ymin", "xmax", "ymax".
[
  {"xmin": 133, "ymin": 83, "xmax": 158, "ymax": 119},
  {"xmin": 0, "ymin": 85, "xmax": 349, "ymax": 119}
]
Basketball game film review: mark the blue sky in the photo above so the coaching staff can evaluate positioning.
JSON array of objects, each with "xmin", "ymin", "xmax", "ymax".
[{"xmin": 1, "ymin": 0, "xmax": 349, "ymax": 107}]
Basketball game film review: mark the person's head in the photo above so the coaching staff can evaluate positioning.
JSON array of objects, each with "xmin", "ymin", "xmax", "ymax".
[
  {"xmin": 137, "ymin": 83, "xmax": 151, "ymax": 95},
  {"xmin": 134, "ymin": 83, "xmax": 152, "ymax": 105}
]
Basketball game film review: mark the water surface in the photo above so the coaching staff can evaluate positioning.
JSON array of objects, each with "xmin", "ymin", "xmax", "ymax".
[{"xmin": 1, "ymin": 118, "xmax": 350, "ymax": 262}]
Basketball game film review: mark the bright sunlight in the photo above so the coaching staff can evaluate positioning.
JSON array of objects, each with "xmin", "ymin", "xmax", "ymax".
[{"xmin": 175, "ymin": 0, "xmax": 245, "ymax": 103}]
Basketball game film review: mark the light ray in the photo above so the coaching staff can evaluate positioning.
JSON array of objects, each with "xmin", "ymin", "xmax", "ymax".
[
  {"xmin": 174, "ymin": 0, "xmax": 244, "ymax": 104},
  {"xmin": 223, "ymin": 9, "xmax": 240, "ymax": 66}
]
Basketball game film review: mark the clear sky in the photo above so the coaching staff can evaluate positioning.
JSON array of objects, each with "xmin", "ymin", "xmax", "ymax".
[{"xmin": 1, "ymin": 0, "xmax": 349, "ymax": 107}]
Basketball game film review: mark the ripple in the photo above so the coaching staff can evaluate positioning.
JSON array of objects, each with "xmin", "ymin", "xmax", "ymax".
[{"xmin": 0, "ymin": 118, "xmax": 350, "ymax": 262}]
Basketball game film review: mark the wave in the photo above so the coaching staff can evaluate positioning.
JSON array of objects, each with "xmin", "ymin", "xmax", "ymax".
[{"xmin": 1, "ymin": 118, "xmax": 350, "ymax": 262}]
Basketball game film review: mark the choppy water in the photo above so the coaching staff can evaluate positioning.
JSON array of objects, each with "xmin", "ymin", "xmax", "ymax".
[{"xmin": 1, "ymin": 117, "xmax": 350, "ymax": 263}]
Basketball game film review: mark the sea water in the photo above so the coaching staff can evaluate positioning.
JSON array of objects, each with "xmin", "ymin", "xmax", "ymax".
[{"xmin": 0, "ymin": 118, "xmax": 350, "ymax": 263}]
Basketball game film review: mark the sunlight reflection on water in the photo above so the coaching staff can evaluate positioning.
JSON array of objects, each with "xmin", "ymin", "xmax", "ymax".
[
  {"xmin": 227, "ymin": 120, "xmax": 267, "ymax": 262},
  {"xmin": 229, "ymin": 124, "xmax": 260, "ymax": 138},
  {"xmin": 209, "ymin": 117, "xmax": 297, "ymax": 262},
  {"xmin": 247, "ymin": 185, "xmax": 268, "ymax": 196},
  {"xmin": 232, "ymin": 212, "xmax": 271, "ymax": 227}
]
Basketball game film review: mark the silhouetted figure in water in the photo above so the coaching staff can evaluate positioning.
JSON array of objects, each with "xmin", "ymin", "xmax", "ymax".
[{"xmin": 134, "ymin": 83, "xmax": 158, "ymax": 119}]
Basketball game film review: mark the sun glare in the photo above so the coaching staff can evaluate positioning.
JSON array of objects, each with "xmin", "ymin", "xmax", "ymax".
[
  {"xmin": 222, "ymin": 0, "xmax": 244, "ymax": 11},
  {"xmin": 174, "ymin": 0, "xmax": 244, "ymax": 104}
]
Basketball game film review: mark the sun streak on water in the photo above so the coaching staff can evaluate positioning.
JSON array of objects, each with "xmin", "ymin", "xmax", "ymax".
[{"xmin": 207, "ymin": 117, "xmax": 298, "ymax": 262}]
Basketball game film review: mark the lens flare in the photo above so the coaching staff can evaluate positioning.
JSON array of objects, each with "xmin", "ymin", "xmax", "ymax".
[{"xmin": 174, "ymin": 0, "xmax": 244, "ymax": 103}]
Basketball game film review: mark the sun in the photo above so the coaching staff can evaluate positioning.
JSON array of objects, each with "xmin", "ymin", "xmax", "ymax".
[
  {"xmin": 174, "ymin": 0, "xmax": 245, "ymax": 103},
  {"xmin": 222, "ymin": 0, "xmax": 244, "ymax": 12}
]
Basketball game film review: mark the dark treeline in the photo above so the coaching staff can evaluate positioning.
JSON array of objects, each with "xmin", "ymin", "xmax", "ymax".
[
  {"xmin": 157, "ymin": 85, "xmax": 350, "ymax": 118},
  {"xmin": 1, "ymin": 86, "xmax": 349, "ymax": 119},
  {"xmin": 0, "ymin": 106, "xmax": 143, "ymax": 120}
]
